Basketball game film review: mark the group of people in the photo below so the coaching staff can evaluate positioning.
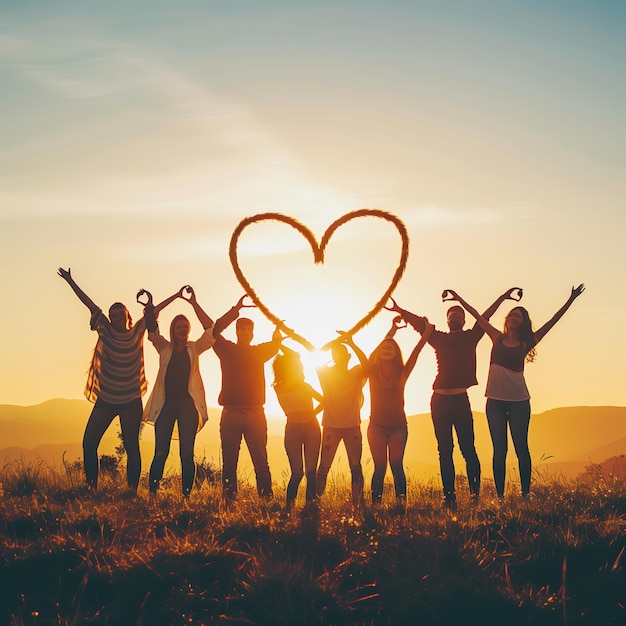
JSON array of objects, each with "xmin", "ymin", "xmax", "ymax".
[{"xmin": 58, "ymin": 267, "xmax": 584, "ymax": 508}]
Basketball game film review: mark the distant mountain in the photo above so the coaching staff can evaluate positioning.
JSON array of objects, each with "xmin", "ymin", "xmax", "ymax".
[
  {"xmin": 1, "ymin": 400, "xmax": 625, "ymax": 480},
  {"xmin": 582, "ymin": 454, "xmax": 626, "ymax": 481}
]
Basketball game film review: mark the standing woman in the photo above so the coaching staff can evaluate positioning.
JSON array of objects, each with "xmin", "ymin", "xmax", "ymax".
[
  {"xmin": 367, "ymin": 316, "xmax": 433, "ymax": 505},
  {"xmin": 58, "ymin": 267, "xmax": 180, "ymax": 492},
  {"xmin": 142, "ymin": 286, "xmax": 215, "ymax": 497},
  {"xmin": 316, "ymin": 333, "xmax": 369, "ymax": 506},
  {"xmin": 272, "ymin": 345, "xmax": 323, "ymax": 510},
  {"xmin": 447, "ymin": 285, "xmax": 585, "ymax": 498}
]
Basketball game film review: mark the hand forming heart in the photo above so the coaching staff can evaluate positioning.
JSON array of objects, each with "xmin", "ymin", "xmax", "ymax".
[
  {"xmin": 229, "ymin": 209, "xmax": 410, "ymax": 349},
  {"xmin": 136, "ymin": 289, "xmax": 153, "ymax": 306}
]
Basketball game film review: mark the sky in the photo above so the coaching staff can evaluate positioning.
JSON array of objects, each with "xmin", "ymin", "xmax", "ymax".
[{"xmin": 1, "ymin": 0, "xmax": 624, "ymax": 418}]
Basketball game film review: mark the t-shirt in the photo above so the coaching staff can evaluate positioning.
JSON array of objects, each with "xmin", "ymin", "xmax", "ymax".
[
  {"xmin": 428, "ymin": 326, "xmax": 484, "ymax": 390},
  {"xmin": 85, "ymin": 310, "xmax": 147, "ymax": 404},
  {"xmin": 369, "ymin": 377, "xmax": 406, "ymax": 426},
  {"xmin": 274, "ymin": 383, "xmax": 318, "ymax": 424},
  {"xmin": 164, "ymin": 349, "xmax": 192, "ymax": 402},
  {"xmin": 213, "ymin": 336, "xmax": 278, "ymax": 406},
  {"xmin": 485, "ymin": 335, "xmax": 537, "ymax": 401},
  {"xmin": 317, "ymin": 365, "xmax": 365, "ymax": 428}
]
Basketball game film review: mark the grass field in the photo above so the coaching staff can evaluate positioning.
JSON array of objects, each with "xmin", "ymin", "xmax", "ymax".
[{"xmin": 1, "ymin": 460, "xmax": 624, "ymax": 625}]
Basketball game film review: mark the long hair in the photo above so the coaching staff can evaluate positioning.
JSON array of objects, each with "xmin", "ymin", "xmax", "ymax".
[
  {"xmin": 507, "ymin": 306, "xmax": 537, "ymax": 363},
  {"xmin": 169, "ymin": 314, "xmax": 190, "ymax": 344},
  {"xmin": 109, "ymin": 302, "xmax": 132, "ymax": 329},
  {"xmin": 368, "ymin": 338, "xmax": 404, "ymax": 386},
  {"xmin": 272, "ymin": 351, "xmax": 304, "ymax": 388}
]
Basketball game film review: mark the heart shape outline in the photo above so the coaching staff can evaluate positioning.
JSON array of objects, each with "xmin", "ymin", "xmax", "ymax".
[{"xmin": 229, "ymin": 209, "xmax": 410, "ymax": 348}]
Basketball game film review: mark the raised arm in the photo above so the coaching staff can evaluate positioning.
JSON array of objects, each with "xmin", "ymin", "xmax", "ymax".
[
  {"xmin": 278, "ymin": 322, "xmax": 316, "ymax": 352},
  {"xmin": 384, "ymin": 315, "xmax": 406, "ymax": 340},
  {"xmin": 534, "ymin": 284, "xmax": 585, "ymax": 343},
  {"xmin": 57, "ymin": 267, "xmax": 99, "ymax": 315},
  {"xmin": 387, "ymin": 297, "xmax": 427, "ymax": 333},
  {"xmin": 213, "ymin": 294, "xmax": 254, "ymax": 336},
  {"xmin": 445, "ymin": 290, "xmax": 501, "ymax": 341},
  {"xmin": 337, "ymin": 331, "xmax": 369, "ymax": 372},
  {"xmin": 480, "ymin": 287, "xmax": 523, "ymax": 323},
  {"xmin": 403, "ymin": 319, "xmax": 435, "ymax": 378},
  {"xmin": 153, "ymin": 286, "xmax": 184, "ymax": 316},
  {"xmin": 182, "ymin": 286, "xmax": 214, "ymax": 330}
]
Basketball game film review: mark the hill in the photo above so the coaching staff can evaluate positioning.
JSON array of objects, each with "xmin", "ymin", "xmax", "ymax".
[{"xmin": 1, "ymin": 400, "xmax": 625, "ymax": 480}]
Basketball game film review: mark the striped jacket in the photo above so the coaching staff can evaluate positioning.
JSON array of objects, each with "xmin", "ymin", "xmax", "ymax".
[{"xmin": 84, "ymin": 310, "xmax": 147, "ymax": 404}]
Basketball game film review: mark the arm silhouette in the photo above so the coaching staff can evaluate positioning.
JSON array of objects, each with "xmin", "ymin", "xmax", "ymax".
[
  {"xmin": 403, "ymin": 319, "xmax": 434, "ymax": 379},
  {"xmin": 213, "ymin": 295, "xmax": 254, "ymax": 336},
  {"xmin": 182, "ymin": 286, "xmax": 214, "ymax": 330},
  {"xmin": 477, "ymin": 287, "xmax": 524, "ymax": 327},
  {"xmin": 534, "ymin": 284, "xmax": 585, "ymax": 343},
  {"xmin": 57, "ymin": 267, "xmax": 99, "ymax": 315},
  {"xmin": 444, "ymin": 290, "xmax": 501, "ymax": 341}
]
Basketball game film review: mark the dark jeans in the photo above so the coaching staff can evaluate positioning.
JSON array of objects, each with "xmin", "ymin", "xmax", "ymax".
[
  {"xmin": 431, "ymin": 392, "xmax": 481, "ymax": 500},
  {"xmin": 367, "ymin": 422, "xmax": 408, "ymax": 503},
  {"xmin": 284, "ymin": 419, "xmax": 321, "ymax": 507},
  {"xmin": 317, "ymin": 426, "xmax": 364, "ymax": 505},
  {"xmin": 220, "ymin": 406, "xmax": 272, "ymax": 499},
  {"xmin": 486, "ymin": 398, "xmax": 532, "ymax": 497},
  {"xmin": 149, "ymin": 398, "xmax": 198, "ymax": 496},
  {"xmin": 82, "ymin": 398, "xmax": 142, "ymax": 491}
]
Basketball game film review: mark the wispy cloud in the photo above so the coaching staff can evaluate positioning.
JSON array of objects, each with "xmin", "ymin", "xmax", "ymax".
[{"xmin": 1, "ymin": 24, "xmax": 367, "ymax": 220}]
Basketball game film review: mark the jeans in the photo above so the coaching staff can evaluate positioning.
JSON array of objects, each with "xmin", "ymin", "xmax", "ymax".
[
  {"xmin": 367, "ymin": 422, "xmax": 408, "ymax": 503},
  {"xmin": 82, "ymin": 398, "xmax": 142, "ymax": 491},
  {"xmin": 430, "ymin": 392, "xmax": 481, "ymax": 500},
  {"xmin": 149, "ymin": 398, "xmax": 198, "ymax": 496},
  {"xmin": 284, "ymin": 420, "xmax": 321, "ymax": 507},
  {"xmin": 220, "ymin": 406, "xmax": 272, "ymax": 499},
  {"xmin": 317, "ymin": 426, "xmax": 364, "ymax": 504},
  {"xmin": 486, "ymin": 398, "xmax": 532, "ymax": 497}
]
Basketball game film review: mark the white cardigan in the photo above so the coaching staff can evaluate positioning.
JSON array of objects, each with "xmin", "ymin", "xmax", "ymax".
[{"xmin": 142, "ymin": 326, "xmax": 215, "ymax": 431}]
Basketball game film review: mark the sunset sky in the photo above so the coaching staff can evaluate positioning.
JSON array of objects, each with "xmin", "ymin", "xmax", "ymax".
[{"xmin": 1, "ymin": 1, "xmax": 624, "ymax": 419}]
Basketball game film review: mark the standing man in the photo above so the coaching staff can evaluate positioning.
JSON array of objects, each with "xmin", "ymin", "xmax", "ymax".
[
  {"xmin": 390, "ymin": 288, "xmax": 521, "ymax": 508},
  {"xmin": 58, "ymin": 268, "xmax": 181, "ymax": 492},
  {"xmin": 212, "ymin": 296, "xmax": 282, "ymax": 501}
]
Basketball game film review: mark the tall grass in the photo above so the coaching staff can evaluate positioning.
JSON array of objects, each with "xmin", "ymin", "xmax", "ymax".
[{"xmin": 1, "ymin": 460, "xmax": 624, "ymax": 625}]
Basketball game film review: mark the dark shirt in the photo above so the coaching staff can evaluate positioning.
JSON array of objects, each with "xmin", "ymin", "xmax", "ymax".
[
  {"xmin": 490, "ymin": 335, "xmax": 537, "ymax": 372},
  {"xmin": 213, "ymin": 336, "xmax": 279, "ymax": 406},
  {"xmin": 402, "ymin": 309, "xmax": 484, "ymax": 390},
  {"xmin": 164, "ymin": 348, "xmax": 192, "ymax": 401}
]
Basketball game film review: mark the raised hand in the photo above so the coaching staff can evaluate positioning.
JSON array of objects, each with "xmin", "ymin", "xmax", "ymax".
[
  {"xmin": 180, "ymin": 285, "xmax": 196, "ymax": 303},
  {"xmin": 571, "ymin": 284, "xmax": 585, "ymax": 299},
  {"xmin": 442, "ymin": 289, "xmax": 459, "ymax": 302},
  {"xmin": 136, "ymin": 289, "xmax": 153, "ymax": 306},
  {"xmin": 384, "ymin": 297, "xmax": 401, "ymax": 313},
  {"xmin": 506, "ymin": 287, "xmax": 523, "ymax": 302},
  {"xmin": 272, "ymin": 326, "xmax": 283, "ymax": 343},
  {"xmin": 393, "ymin": 315, "xmax": 407, "ymax": 330},
  {"xmin": 57, "ymin": 267, "xmax": 71, "ymax": 282},
  {"xmin": 335, "ymin": 330, "xmax": 354, "ymax": 345},
  {"xmin": 237, "ymin": 294, "xmax": 256, "ymax": 309}
]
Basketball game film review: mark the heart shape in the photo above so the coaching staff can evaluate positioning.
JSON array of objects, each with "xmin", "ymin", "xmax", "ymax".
[{"xmin": 229, "ymin": 209, "xmax": 410, "ymax": 349}]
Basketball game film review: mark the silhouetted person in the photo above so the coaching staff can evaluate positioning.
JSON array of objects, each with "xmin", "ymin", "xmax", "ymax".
[
  {"xmin": 58, "ymin": 268, "xmax": 180, "ymax": 492},
  {"xmin": 212, "ymin": 296, "xmax": 282, "ymax": 501},
  {"xmin": 389, "ymin": 288, "xmax": 522, "ymax": 507},
  {"xmin": 446, "ymin": 285, "xmax": 585, "ymax": 498},
  {"xmin": 142, "ymin": 286, "xmax": 215, "ymax": 497},
  {"xmin": 366, "ymin": 315, "xmax": 433, "ymax": 505},
  {"xmin": 316, "ymin": 332, "xmax": 368, "ymax": 507},
  {"xmin": 272, "ymin": 345, "xmax": 323, "ymax": 510}
]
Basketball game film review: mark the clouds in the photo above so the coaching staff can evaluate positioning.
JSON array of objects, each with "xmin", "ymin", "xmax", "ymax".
[{"xmin": 1, "ymin": 18, "xmax": 378, "ymax": 223}]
